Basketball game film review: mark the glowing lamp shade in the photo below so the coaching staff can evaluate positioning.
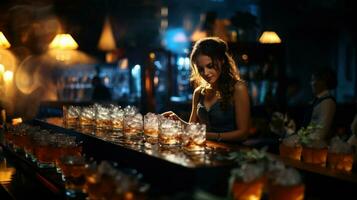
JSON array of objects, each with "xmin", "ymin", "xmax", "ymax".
[
  {"xmin": 98, "ymin": 17, "xmax": 117, "ymax": 51},
  {"xmin": 4, "ymin": 70, "xmax": 13, "ymax": 83},
  {"xmin": 12, "ymin": 118, "xmax": 23, "ymax": 125},
  {"xmin": 0, "ymin": 32, "xmax": 11, "ymax": 49},
  {"xmin": 258, "ymin": 31, "xmax": 281, "ymax": 44},
  {"xmin": 49, "ymin": 34, "xmax": 79, "ymax": 50}
]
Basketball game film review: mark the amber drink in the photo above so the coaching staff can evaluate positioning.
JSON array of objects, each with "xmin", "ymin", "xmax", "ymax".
[
  {"xmin": 159, "ymin": 118, "xmax": 181, "ymax": 146},
  {"xmin": 231, "ymin": 163, "xmax": 266, "ymax": 200},
  {"xmin": 182, "ymin": 123, "xmax": 206, "ymax": 152},
  {"xmin": 79, "ymin": 106, "xmax": 95, "ymax": 127},
  {"xmin": 66, "ymin": 106, "xmax": 80, "ymax": 127},
  {"xmin": 110, "ymin": 106, "xmax": 124, "ymax": 131},
  {"xmin": 279, "ymin": 135, "xmax": 302, "ymax": 160},
  {"xmin": 123, "ymin": 113, "xmax": 143, "ymax": 137},
  {"xmin": 144, "ymin": 113, "xmax": 159, "ymax": 145},
  {"xmin": 327, "ymin": 137, "xmax": 354, "ymax": 172},
  {"xmin": 268, "ymin": 168, "xmax": 304, "ymax": 200},
  {"xmin": 60, "ymin": 155, "xmax": 86, "ymax": 198},
  {"xmin": 96, "ymin": 106, "xmax": 111, "ymax": 130}
]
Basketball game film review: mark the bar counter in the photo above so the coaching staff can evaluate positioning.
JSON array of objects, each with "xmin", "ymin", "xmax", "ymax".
[
  {"xmin": 1, "ymin": 118, "xmax": 357, "ymax": 199},
  {"xmin": 33, "ymin": 118, "xmax": 242, "ymax": 196}
]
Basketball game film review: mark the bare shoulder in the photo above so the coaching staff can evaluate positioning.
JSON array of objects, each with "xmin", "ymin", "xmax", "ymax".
[
  {"xmin": 234, "ymin": 80, "xmax": 248, "ymax": 95},
  {"xmin": 320, "ymin": 98, "xmax": 336, "ymax": 108}
]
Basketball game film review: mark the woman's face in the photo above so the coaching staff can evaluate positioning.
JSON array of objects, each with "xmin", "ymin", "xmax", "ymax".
[
  {"xmin": 311, "ymin": 75, "xmax": 325, "ymax": 96},
  {"xmin": 196, "ymin": 55, "xmax": 221, "ymax": 85}
]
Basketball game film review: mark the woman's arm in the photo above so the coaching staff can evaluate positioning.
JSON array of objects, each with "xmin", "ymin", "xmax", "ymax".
[
  {"xmin": 188, "ymin": 87, "xmax": 202, "ymax": 123},
  {"xmin": 206, "ymin": 82, "xmax": 251, "ymax": 142},
  {"xmin": 161, "ymin": 86, "xmax": 201, "ymax": 125}
]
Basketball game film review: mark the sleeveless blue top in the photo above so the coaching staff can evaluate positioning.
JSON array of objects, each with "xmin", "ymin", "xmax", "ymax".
[{"xmin": 197, "ymin": 92, "xmax": 236, "ymax": 132}]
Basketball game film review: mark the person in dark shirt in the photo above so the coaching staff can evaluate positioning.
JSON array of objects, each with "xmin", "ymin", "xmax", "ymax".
[
  {"xmin": 91, "ymin": 76, "xmax": 112, "ymax": 102},
  {"xmin": 304, "ymin": 67, "xmax": 337, "ymax": 141}
]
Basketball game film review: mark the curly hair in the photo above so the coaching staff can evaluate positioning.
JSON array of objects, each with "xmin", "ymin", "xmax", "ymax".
[{"xmin": 190, "ymin": 37, "xmax": 241, "ymax": 110}]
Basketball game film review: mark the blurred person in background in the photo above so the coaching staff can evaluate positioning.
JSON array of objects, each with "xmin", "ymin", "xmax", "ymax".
[
  {"xmin": 162, "ymin": 37, "xmax": 251, "ymax": 142},
  {"xmin": 91, "ymin": 75, "xmax": 112, "ymax": 102},
  {"xmin": 304, "ymin": 67, "xmax": 337, "ymax": 141}
]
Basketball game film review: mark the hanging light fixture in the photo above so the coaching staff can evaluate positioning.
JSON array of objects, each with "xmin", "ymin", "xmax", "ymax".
[
  {"xmin": 98, "ymin": 16, "xmax": 117, "ymax": 52},
  {"xmin": 49, "ymin": 34, "xmax": 78, "ymax": 50},
  {"xmin": 258, "ymin": 31, "xmax": 281, "ymax": 44},
  {"xmin": 0, "ymin": 32, "xmax": 11, "ymax": 49},
  {"xmin": 98, "ymin": 16, "xmax": 118, "ymax": 63}
]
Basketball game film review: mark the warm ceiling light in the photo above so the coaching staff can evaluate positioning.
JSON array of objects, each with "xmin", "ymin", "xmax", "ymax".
[
  {"xmin": 258, "ymin": 31, "xmax": 281, "ymax": 44},
  {"xmin": 49, "ymin": 34, "xmax": 79, "ymax": 50},
  {"xmin": 191, "ymin": 29, "xmax": 207, "ymax": 42},
  {"xmin": 98, "ymin": 17, "xmax": 117, "ymax": 51},
  {"xmin": 12, "ymin": 118, "xmax": 22, "ymax": 125},
  {"xmin": 0, "ymin": 32, "xmax": 11, "ymax": 49}
]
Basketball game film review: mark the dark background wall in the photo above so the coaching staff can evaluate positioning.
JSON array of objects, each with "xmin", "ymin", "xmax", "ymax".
[{"xmin": 0, "ymin": 0, "xmax": 356, "ymax": 104}]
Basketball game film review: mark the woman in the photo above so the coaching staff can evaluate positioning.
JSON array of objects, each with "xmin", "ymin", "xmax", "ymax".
[{"xmin": 163, "ymin": 37, "xmax": 251, "ymax": 142}]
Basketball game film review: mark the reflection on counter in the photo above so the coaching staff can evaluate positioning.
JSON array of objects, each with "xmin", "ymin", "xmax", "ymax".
[{"xmin": 0, "ymin": 157, "xmax": 15, "ymax": 185}]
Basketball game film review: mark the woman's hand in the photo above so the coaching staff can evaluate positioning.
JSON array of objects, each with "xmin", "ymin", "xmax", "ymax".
[
  {"xmin": 161, "ymin": 111, "xmax": 189, "ymax": 127},
  {"xmin": 161, "ymin": 111, "xmax": 180, "ymax": 121}
]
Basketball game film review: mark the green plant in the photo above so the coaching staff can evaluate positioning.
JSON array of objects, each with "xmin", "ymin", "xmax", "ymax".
[{"xmin": 297, "ymin": 123, "xmax": 322, "ymax": 146}]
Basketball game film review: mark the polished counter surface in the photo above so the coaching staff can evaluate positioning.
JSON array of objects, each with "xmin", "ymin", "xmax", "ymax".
[{"xmin": 39, "ymin": 117, "xmax": 243, "ymax": 169}]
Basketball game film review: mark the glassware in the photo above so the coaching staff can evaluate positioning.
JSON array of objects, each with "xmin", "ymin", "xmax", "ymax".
[
  {"xmin": 143, "ymin": 113, "xmax": 159, "ymax": 145},
  {"xmin": 34, "ymin": 133, "xmax": 55, "ymax": 168},
  {"xmin": 66, "ymin": 106, "xmax": 81, "ymax": 127},
  {"xmin": 123, "ymin": 113, "xmax": 143, "ymax": 137},
  {"xmin": 159, "ymin": 118, "xmax": 182, "ymax": 146},
  {"xmin": 110, "ymin": 106, "xmax": 124, "ymax": 131},
  {"xmin": 327, "ymin": 137, "xmax": 354, "ymax": 172},
  {"xmin": 24, "ymin": 128, "xmax": 39, "ymax": 161},
  {"xmin": 279, "ymin": 135, "xmax": 302, "ymax": 160},
  {"xmin": 60, "ymin": 155, "xmax": 86, "ymax": 198},
  {"xmin": 301, "ymin": 141, "xmax": 328, "ymax": 167},
  {"xmin": 96, "ymin": 106, "xmax": 111, "ymax": 130},
  {"xmin": 268, "ymin": 168, "xmax": 305, "ymax": 200},
  {"xmin": 231, "ymin": 163, "xmax": 266, "ymax": 200},
  {"xmin": 79, "ymin": 106, "xmax": 95, "ymax": 127},
  {"xmin": 279, "ymin": 144, "xmax": 302, "ymax": 161},
  {"xmin": 182, "ymin": 123, "xmax": 206, "ymax": 152},
  {"xmin": 327, "ymin": 153, "xmax": 354, "ymax": 172}
]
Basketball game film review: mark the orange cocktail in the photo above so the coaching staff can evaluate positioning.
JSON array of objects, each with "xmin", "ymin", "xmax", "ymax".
[
  {"xmin": 268, "ymin": 183, "xmax": 305, "ymax": 200},
  {"xmin": 301, "ymin": 147, "xmax": 328, "ymax": 167},
  {"xmin": 327, "ymin": 152, "xmax": 354, "ymax": 172},
  {"xmin": 279, "ymin": 143, "xmax": 302, "ymax": 160},
  {"xmin": 232, "ymin": 177, "xmax": 266, "ymax": 200}
]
